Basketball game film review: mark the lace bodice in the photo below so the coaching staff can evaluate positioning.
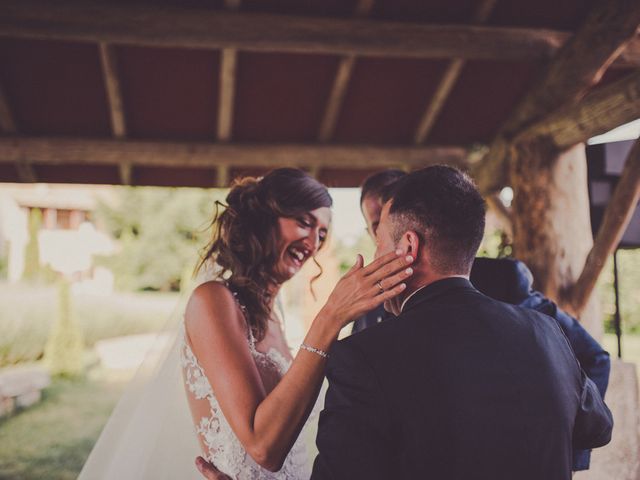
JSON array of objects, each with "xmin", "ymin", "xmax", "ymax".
[{"xmin": 180, "ymin": 289, "xmax": 315, "ymax": 479}]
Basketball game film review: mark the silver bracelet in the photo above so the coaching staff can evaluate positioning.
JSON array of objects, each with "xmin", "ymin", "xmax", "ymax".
[{"xmin": 300, "ymin": 343, "xmax": 329, "ymax": 359}]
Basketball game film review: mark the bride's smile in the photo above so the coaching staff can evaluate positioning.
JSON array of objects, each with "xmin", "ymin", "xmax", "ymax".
[{"xmin": 274, "ymin": 207, "xmax": 331, "ymax": 281}]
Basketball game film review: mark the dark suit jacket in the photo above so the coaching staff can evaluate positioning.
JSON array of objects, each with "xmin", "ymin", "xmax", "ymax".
[
  {"xmin": 312, "ymin": 278, "xmax": 613, "ymax": 480},
  {"xmin": 470, "ymin": 257, "xmax": 611, "ymax": 471},
  {"xmin": 351, "ymin": 304, "xmax": 392, "ymax": 335}
]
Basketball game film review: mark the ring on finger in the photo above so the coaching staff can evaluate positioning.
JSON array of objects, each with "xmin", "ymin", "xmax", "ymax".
[{"xmin": 376, "ymin": 280, "xmax": 384, "ymax": 294}]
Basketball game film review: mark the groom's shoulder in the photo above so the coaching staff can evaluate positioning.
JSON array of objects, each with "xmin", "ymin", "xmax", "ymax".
[{"xmin": 334, "ymin": 314, "xmax": 402, "ymax": 357}]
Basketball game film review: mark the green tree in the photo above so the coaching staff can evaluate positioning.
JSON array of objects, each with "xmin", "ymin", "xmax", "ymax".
[
  {"xmin": 95, "ymin": 187, "xmax": 226, "ymax": 291},
  {"xmin": 44, "ymin": 278, "xmax": 85, "ymax": 377}
]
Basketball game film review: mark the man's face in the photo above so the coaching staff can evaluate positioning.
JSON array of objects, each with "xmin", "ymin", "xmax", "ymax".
[
  {"xmin": 374, "ymin": 201, "xmax": 404, "ymax": 315},
  {"xmin": 361, "ymin": 194, "xmax": 383, "ymax": 242},
  {"xmin": 374, "ymin": 201, "xmax": 396, "ymax": 260}
]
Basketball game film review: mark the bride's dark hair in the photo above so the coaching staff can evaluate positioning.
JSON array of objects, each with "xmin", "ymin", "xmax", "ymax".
[{"xmin": 197, "ymin": 168, "xmax": 332, "ymax": 341}]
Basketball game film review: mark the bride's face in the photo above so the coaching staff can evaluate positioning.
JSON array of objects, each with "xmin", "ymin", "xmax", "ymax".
[{"xmin": 273, "ymin": 206, "xmax": 331, "ymax": 282}]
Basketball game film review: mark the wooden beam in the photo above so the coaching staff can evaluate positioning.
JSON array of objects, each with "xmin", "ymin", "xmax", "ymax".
[
  {"xmin": 98, "ymin": 43, "xmax": 126, "ymax": 139},
  {"xmin": 566, "ymin": 137, "xmax": 640, "ymax": 317},
  {"xmin": 414, "ymin": 0, "xmax": 498, "ymax": 145},
  {"xmin": 0, "ymin": 82, "xmax": 17, "ymax": 134},
  {"xmin": 307, "ymin": 165, "xmax": 321, "ymax": 179},
  {"xmin": 414, "ymin": 59, "xmax": 465, "ymax": 144},
  {"xmin": 216, "ymin": 164, "xmax": 229, "ymax": 188},
  {"xmin": 16, "ymin": 160, "xmax": 37, "ymax": 183},
  {"xmin": 223, "ymin": 0, "xmax": 241, "ymax": 10},
  {"xmin": 617, "ymin": 33, "xmax": 640, "ymax": 68},
  {"xmin": 217, "ymin": 48, "xmax": 237, "ymax": 142},
  {"xmin": 318, "ymin": 55, "xmax": 355, "ymax": 142},
  {"xmin": 216, "ymin": 0, "xmax": 240, "ymax": 143},
  {"xmin": 0, "ymin": 1, "xmax": 581, "ymax": 62},
  {"xmin": 475, "ymin": 0, "xmax": 640, "ymax": 193},
  {"xmin": 317, "ymin": 0, "xmax": 375, "ymax": 143},
  {"xmin": 0, "ymin": 137, "xmax": 469, "ymax": 170},
  {"xmin": 518, "ymin": 68, "xmax": 640, "ymax": 149},
  {"xmin": 118, "ymin": 162, "xmax": 132, "ymax": 185},
  {"xmin": 2, "ymin": 1, "xmax": 640, "ymax": 66}
]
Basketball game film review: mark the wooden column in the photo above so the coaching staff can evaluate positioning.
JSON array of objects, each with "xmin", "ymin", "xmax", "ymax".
[{"xmin": 510, "ymin": 141, "xmax": 601, "ymax": 334}]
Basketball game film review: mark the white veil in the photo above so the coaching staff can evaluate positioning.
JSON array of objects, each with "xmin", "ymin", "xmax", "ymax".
[
  {"xmin": 78, "ymin": 272, "xmax": 212, "ymax": 479},
  {"xmin": 79, "ymin": 264, "xmax": 323, "ymax": 479}
]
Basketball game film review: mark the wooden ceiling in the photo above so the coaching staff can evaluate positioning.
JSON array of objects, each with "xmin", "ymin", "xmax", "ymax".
[{"xmin": 0, "ymin": 0, "xmax": 638, "ymax": 187}]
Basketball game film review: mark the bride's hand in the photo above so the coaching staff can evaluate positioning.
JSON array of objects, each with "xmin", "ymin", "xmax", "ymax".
[
  {"xmin": 195, "ymin": 456, "xmax": 232, "ymax": 480},
  {"xmin": 319, "ymin": 250, "xmax": 414, "ymax": 328}
]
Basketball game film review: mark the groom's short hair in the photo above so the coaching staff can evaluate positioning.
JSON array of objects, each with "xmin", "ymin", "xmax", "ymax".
[{"xmin": 388, "ymin": 165, "xmax": 486, "ymax": 275}]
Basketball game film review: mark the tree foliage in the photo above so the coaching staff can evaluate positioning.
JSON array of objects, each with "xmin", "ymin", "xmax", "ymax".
[{"xmin": 95, "ymin": 187, "xmax": 225, "ymax": 291}]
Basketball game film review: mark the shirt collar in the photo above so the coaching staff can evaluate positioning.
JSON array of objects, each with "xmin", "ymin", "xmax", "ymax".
[{"xmin": 400, "ymin": 276, "xmax": 473, "ymax": 313}]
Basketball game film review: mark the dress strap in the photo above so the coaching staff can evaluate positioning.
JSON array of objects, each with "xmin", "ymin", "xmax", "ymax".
[{"xmin": 224, "ymin": 282, "xmax": 257, "ymax": 352}]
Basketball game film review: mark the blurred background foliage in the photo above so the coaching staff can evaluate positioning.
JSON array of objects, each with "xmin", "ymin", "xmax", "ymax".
[{"xmin": 94, "ymin": 187, "xmax": 226, "ymax": 292}]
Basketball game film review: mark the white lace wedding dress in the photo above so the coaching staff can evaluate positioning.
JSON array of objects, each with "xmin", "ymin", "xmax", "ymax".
[
  {"xmin": 180, "ymin": 288, "xmax": 315, "ymax": 478},
  {"xmin": 79, "ymin": 279, "xmax": 320, "ymax": 479}
]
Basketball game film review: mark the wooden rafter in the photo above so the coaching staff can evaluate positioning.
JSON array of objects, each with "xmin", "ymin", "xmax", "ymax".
[
  {"xmin": 119, "ymin": 162, "xmax": 132, "ymax": 185},
  {"xmin": 317, "ymin": 0, "xmax": 375, "ymax": 143},
  {"xmin": 218, "ymin": 48, "xmax": 237, "ymax": 142},
  {"xmin": 98, "ymin": 42, "xmax": 129, "ymax": 184},
  {"xmin": 518, "ymin": 68, "xmax": 640, "ymax": 149},
  {"xmin": 3, "ymin": 0, "xmax": 632, "ymax": 63},
  {"xmin": 0, "ymin": 137, "xmax": 469, "ymax": 170},
  {"xmin": 15, "ymin": 160, "xmax": 37, "ymax": 183},
  {"xmin": 475, "ymin": 0, "xmax": 640, "ymax": 194},
  {"xmin": 566, "ymin": 137, "xmax": 640, "ymax": 317},
  {"xmin": 414, "ymin": 59, "xmax": 465, "ymax": 145},
  {"xmin": 223, "ymin": 0, "xmax": 241, "ymax": 10},
  {"xmin": 98, "ymin": 43, "xmax": 126, "ymax": 139},
  {"xmin": 217, "ymin": 0, "xmax": 241, "ymax": 143},
  {"xmin": 216, "ymin": 164, "xmax": 230, "ymax": 188},
  {"xmin": 318, "ymin": 55, "xmax": 355, "ymax": 142},
  {"xmin": 414, "ymin": 0, "xmax": 497, "ymax": 145}
]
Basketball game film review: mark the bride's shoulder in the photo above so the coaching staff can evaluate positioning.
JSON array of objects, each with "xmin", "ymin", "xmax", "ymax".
[{"xmin": 185, "ymin": 281, "xmax": 242, "ymax": 331}]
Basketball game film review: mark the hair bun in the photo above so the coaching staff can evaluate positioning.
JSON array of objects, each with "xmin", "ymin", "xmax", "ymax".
[{"xmin": 226, "ymin": 177, "xmax": 266, "ymax": 217}]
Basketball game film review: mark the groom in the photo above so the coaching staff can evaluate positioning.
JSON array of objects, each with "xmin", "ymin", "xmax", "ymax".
[{"xmin": 310, "ymin": 166, "xmax": 612, "ymax": 479}]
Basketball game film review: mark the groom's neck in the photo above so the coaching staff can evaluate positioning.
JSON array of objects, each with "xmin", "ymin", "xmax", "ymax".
[{"xmin": 396, "ymin": 269, "xmax": 468, "ymax": 311}]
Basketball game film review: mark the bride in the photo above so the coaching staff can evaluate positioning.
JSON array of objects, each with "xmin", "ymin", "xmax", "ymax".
[
  {"xmin": 183, "ymin": 168, "xmax": 412, "ymax": 479},
  {"xmin": 79, "ymin": 168, "xmax": 412, "ymax": 479}
]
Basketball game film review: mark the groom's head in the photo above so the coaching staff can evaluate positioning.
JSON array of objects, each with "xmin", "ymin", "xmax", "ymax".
[{"xmin": 375, "ymin": 166, "xmax": 485, "ymax": 309}]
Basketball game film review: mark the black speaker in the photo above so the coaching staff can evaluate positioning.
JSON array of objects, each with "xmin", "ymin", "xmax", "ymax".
[{"xmin": 586, "ymin": 140, "xmax": 640, "ymax": 249}]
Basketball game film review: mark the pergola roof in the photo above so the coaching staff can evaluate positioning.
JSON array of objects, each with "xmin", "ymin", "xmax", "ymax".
[{"xmin": 0, "ymin": 0, "xmax": 638, "ymax": 187}]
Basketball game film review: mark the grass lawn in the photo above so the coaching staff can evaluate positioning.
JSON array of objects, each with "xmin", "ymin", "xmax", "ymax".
[
  {"xmin": 0, "ymin": 333, "xmax": 637, "ymax": 480},
  {"xmin": 0, "ymin": 367, "xmax": 131, "ymax": 480}
]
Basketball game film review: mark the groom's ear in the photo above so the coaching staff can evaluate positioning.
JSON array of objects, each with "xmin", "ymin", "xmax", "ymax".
[{"xmin": 402, "ymin": 230, "xmax": 421, "ymax": 258}]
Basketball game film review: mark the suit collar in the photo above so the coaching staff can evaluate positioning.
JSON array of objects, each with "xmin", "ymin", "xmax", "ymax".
[{"xmin": 401, "ymin": 277, "xmax": 474, "ymax": 314}]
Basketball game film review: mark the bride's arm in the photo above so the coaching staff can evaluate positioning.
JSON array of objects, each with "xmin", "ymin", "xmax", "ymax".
[{"xmin": 185, "ymin": 250, "xmax": 413, "ymax": 472}]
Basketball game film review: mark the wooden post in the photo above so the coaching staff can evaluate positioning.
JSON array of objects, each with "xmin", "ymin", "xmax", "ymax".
[{"xmin": 510, "ymin": 141, "xmax": 601, "ymax": 334}]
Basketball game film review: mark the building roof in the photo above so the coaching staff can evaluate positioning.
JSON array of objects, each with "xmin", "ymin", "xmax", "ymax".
[{"xmin": 0, "ymin": 0, "xmax": 638, "ymax": 187}]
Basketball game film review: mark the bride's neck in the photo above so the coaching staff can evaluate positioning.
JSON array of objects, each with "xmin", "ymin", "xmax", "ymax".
[{"xmin": 266, "ymin": 282, "xmax": 281, "ymax": 307}]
